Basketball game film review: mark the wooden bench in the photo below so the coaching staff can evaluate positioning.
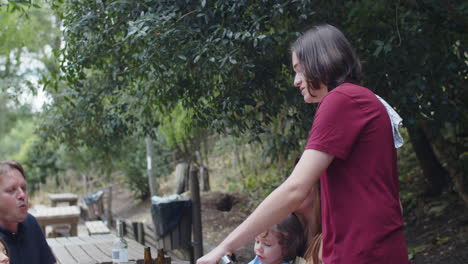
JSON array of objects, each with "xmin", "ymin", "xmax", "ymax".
[
  {"xmin": 85, "ymin": 220, "xmax": 111, "ymax": 235},
  {"xmin": 31, "ymin": 205, "xmax": 80, "ymax": 237},
  {"xmin": 48, "ymin": 193, "xmax": 79, "ymax": 207}
]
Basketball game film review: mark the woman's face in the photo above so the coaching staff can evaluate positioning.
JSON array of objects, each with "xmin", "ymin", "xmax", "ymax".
[
  {"xmin": 292, "ymin": 52, "xmax": 328, "ymax": 103},
  {"xmin": 0, "ymin": 242, "xmax": 9, "ymax": 263}
]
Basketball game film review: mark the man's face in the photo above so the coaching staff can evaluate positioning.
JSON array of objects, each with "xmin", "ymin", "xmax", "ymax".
[{"xmin": 0, "ymin": 169, "xmax": 28, "ymax": 229}]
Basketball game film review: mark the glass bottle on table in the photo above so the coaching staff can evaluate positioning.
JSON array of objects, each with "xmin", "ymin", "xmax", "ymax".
[
  {"xmin": 156, "ymin": 248, "xmax": 165, "ymax": 264},
  {"xmin": 112, "ymin": 219, "xmax": 128, "ymax": 263},
  {"xmin": 144, "ymin": 247, "xmax": 153, "ymax": 264}
]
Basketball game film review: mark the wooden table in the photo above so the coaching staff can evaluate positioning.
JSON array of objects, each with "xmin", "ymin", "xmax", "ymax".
[
  {"xmin": 46, "ymin": 235, "xmax": 189, "ymax": 264},
  {"xmin": 31, "ymin": 205, "xmax": 81, "ymax": 236},
  {"xmin": 49, "ymin": 193, "xmax": 79, "ymax": 206}
]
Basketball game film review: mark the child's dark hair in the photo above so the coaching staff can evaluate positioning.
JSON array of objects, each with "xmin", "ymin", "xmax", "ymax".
[{"xmin": 270, "ymin": 213, "xmax": 306, "ymax": 262}]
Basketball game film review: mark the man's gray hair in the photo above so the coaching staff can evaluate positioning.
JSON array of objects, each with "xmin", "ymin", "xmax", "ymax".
[{"xmin": 0, "ymin": 160, "xmax": 26, "ymax": 179}]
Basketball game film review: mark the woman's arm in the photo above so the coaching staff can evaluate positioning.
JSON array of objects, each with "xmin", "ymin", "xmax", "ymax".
[{"xmin": 196, "ymin": 149, "xmax": 334, "ymax": 264}]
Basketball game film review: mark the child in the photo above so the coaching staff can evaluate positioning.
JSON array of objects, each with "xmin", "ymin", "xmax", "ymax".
[
  {"xmin": 0, "ymin": 238, "xmax": 9, "ymax": 264},
  {"xmin": 249, "ymin": 214, "xmax": 305, "ymax": 264}
]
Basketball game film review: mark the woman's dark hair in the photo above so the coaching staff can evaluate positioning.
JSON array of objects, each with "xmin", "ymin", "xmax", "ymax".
[
  {"xmin": 0, "ymin": 237, "xmax": 9, "ymax": 257},
  {"xmin": 270, "ymin": 213, "xmax": 306, "ymax": 262},
  {"xmin": 291, "ymin": 24, "xmax": 361, "ymax": 91}
]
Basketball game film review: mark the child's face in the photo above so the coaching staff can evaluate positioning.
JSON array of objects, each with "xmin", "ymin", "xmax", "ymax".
[
  {"xmin": 0, "ymin": 242, "xmax": 9, "ymax": 263},
  {"xmin": 254, "ymin": 231, "xmax": 283, "ymax": 264}
]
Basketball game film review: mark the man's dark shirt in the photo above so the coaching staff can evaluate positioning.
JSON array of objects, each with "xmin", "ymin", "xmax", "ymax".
[{"xmin": 0, "ymin": 213, "xmax": 56, "ymax": 264}]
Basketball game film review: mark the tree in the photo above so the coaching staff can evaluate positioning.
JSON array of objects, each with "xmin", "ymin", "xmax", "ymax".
[
  {"xmin": 50, "ymin": 0, "xmax": 315, "ymax": 138},
  {"xmin": 338, "ymin": 0, "xmax": 467, "ymax": 198},
  {"xmin": 49, "ymin": 0, "xmax": 467, "ymax": 204},
  {"xmin": 0, "ymin": 1, "xmax": 67, "ymax": 190}
]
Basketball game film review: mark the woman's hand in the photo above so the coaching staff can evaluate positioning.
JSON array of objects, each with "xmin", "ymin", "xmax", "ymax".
[{"xmin": 196, "ymin": 245, "xmax": 230, "ymax": 264}]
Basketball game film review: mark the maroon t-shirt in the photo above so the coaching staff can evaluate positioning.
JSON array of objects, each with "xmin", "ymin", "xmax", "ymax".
[{"xmin": 305, "ymin": 83, "xmax": 410, "ymax": 263}]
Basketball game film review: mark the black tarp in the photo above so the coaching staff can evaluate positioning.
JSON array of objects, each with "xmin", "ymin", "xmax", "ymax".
[{"xmin": 151, "ymin": 195, "xmax": 192, "ymax": 240}]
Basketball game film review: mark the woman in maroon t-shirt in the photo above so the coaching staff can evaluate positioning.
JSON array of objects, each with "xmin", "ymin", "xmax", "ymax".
[{"xmin": 197, "ymin": 24, "xmax": 410, "ymax": 264}]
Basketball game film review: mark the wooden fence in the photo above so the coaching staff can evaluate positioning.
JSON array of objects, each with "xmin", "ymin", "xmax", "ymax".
[
  {"xmin": 105, "ymin": 164, "xmax": 203, "ymax": 264},
  {"xmin": 119, "ymin": 216, "xmax": 194, "ymax": 263}
]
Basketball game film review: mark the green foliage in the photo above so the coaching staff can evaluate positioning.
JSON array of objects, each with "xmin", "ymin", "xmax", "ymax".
[
  {"xmin": 159, "ymin": 103, "xmax": 197, "ymax": 150},
  {"xmin": 0, "ymin": 1, "xmax": 40, "ymax": 15},
  {"xmin": 342, "ymin": 0, "xmax": 467, "ymax": 128},
  {"xmin": 209, "ymin": 134, "xmax": 295, "ymax": 197},
  {"xmin": 32, "ymin": 0, "xmax": 466, "ymax": 203},
  {"xmin": 116, "ymin": 133, "xmax": 173, "ymax": 200},
  {"xmin": 115, "ymin": 137, "xmax": 150, "ymax": 200},
  {"xmin": 0, "ymin": 93, "xmax": 33, "ymax": 135},
  {"xmin": 41, "ymin": 0, "xmax": 319, "ymax": 181},
  {"xmin": 0, "ymin": 2, "xmax": 58, "ymax": 82},
  {"xmin": 0, "ymin": 0, "xmax": 62, "ymax": 191},
  {"xmin": 0, "ymin": 116, "xmax": 36, "ymax": 159},
  {"xmin": 23, "ymin": 139, "xmax": 60, "ymax": 189},
  {"xmin": 39, "ymin": 73, "xmax": 137, "ymax": 151},
  {"xmin": 397, "ymin": 129, "xmax": 421, "ymax": 182}
]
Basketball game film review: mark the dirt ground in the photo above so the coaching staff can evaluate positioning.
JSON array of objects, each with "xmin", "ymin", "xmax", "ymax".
[{"xmin": 111, "ymin": 184, "xmax": 468, "ymax": 263}]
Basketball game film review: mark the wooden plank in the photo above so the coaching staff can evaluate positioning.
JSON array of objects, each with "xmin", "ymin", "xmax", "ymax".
[
  {"xmin": 86, "ymin": 220, "xmax": 111, "ymax": 235},
  {"xmin": 163, "ymin": 233, "xmax": 172, "ymax": 249},
  {"xmin": 51, "ymin": 245, "xmax": 76, "ymax": 264},
  {"xmin": 67, "ymin": 236, "xmax": 86, "ymax": 245},
  {"xmin": 46, "ymin": 238, "xmax": 60, "ymax": 247},
  {"xmin": 172, "ymin": 222, "xmax": 181, "ymax": 249},
  {"xmin": 66, "ymin": 244, "xmax": 95, "ymax": 263},
  {"xmin": 145, "ymin": 239, "xmax": 157, "ymax": 249},
  {"xmin": 55, "ymin": 237, "xmax": 71, "ymax": 245},
  {"xmin": 137, "ymin": 222, "xmax": 144, "ymax": 245},
  {"xmin": 126, "ymin": 239, "xmax": 144, "ymax": 260},
  {"xmin": 179, "ymin": 212, "xmax": 192, "ymax": 248},
  {"xmin": 143, "ymin": 225, "xmax": 156, "ymax": 245},
  {"xmin": 93, "ymin": 240, "xmax": 114, "ymax": 260},
  {"xmin": 124, "ymin": 221, "xmax": 136, "ymax": 240},
  {"xmin": 49, "ymin": 193, "xmax": 79, "ymax": 206},
  {"xmin": 79, "ymin": 241, "xmax": 110, "ymax": 263},
  {"xmin": 91, "ymin": 234, "xmax": 115, "ymax": 242},
  {"xmin": 104, "ymin": 186, "xmax": 112, "ymax": 227}
]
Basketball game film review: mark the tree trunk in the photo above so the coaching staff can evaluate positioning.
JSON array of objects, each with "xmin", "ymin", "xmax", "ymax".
[
  {"xmin": 174, "ymin": 162, "xmax": 189, "ymax": 194},
  {"xmin": 199, "ymin": 165, "xmax": 210, "ymax": 192},
  {"xmin": 406, "ymin": 123, "xmax": 449, "ymax": 195},
  {"xmin": 145, "ymin": 137, "xmax": 157, "ymax": 197},
  {"xmin": 428, "ymin": 127, "xmax": 468, "ymax": 208},
  {"xmin": 190, "ymin": 165, "xmax": 203, "ymax": 260}
]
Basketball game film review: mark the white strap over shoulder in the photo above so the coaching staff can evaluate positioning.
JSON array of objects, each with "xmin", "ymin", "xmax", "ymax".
[{"xmin": 376, "ymin": 95, "xmax": 404, "ymax": 148}]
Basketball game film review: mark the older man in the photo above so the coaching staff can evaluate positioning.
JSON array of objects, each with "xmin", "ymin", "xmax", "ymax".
[{"xmin": 0, "ymin": 160, "xmax": 56, "ymax": 264}]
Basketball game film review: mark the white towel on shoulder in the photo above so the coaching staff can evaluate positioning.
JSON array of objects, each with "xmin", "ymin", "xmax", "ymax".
[{"xmin": 376, "ymin": 95, "xmax": 404, "ymax": 148}]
